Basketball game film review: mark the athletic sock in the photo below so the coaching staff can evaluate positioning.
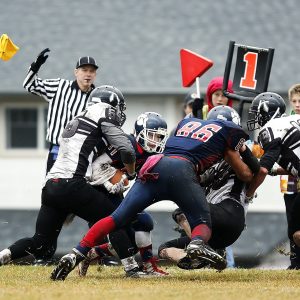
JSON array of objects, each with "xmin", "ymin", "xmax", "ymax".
[
  {"xmin": 191, "ymin": 224, "xmax": 211, "ymax": 243},
  {"xmin": 80, "ymin": 216, "xmax": 116, "ymax": 248}
]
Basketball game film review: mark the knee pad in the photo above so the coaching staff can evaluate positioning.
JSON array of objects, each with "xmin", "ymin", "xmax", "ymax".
[
  {"xmin": 131, "ymin": 212, "xmax": 154, "ymax": 232},
  {"xmin": 135, "ymin": 231, "xmax": 152, "ymax": 248},
  {"xmin": 172, "ymin": 208, "xmax": 184, "ymax": 224}
]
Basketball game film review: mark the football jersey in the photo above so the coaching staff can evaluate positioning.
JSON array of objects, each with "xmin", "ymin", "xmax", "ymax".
[
  {"xmin": 46, "ymin": 102, "xmax": 135, "ymax": 180},
  {"xmin": 258, "ymin": 114, "xmax": 300, "ymax": 177},
  {"xmin": 202, "ymin": 160, "xmax": 249, "ymax": 212},
  {"xmin": 164, "ymin": 118, "xmax": 249, "ymax": 172}
]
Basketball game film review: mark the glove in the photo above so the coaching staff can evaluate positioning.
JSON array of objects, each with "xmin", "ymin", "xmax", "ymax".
[
  {"xmin": 103, "ymin": 175, "xmax": 130, "ymax": 194},
  {"xmin": 30, "ymin": 48, "xmax": 50, "ymax": 73},
  {"xmin": 192, "ymin": 98, "xmax": 204, "ymax": 119}
]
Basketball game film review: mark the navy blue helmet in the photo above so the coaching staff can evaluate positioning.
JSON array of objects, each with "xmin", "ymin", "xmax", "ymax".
[
  {"xmin": 134, "ymin": 112, "xmax": 168, "ymax": 153},
  {"xmin": 247, "ymin": 92, "xmax": 286, "ymax": 131},
  {"xmin": 207, "ymin": 105, "xmax": 241, "ymax": 126}
]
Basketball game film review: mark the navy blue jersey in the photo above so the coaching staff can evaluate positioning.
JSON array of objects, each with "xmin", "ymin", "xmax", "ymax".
[{"xmin": 164, "ymin": 118, "xmax": 249, "ymax": 172}]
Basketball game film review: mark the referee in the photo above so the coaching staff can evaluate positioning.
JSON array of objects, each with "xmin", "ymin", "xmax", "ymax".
[{"xmin": 23, "ymin": 48, "xmax": 98, "ymax": 172}]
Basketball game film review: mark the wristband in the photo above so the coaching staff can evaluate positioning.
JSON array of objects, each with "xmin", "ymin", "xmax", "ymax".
[
  {"xmin": 126, "ymin": 172, "xmax": 137, "ymax": 181},
  {"xmin": 240, "ymin": 146, "xmax": 260, "ymax": 174}
]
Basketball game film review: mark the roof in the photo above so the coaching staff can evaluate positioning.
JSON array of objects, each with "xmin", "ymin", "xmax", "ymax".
[{"xmin": 1, "ymin": 0, "xmax": 299, "ymax": 94}]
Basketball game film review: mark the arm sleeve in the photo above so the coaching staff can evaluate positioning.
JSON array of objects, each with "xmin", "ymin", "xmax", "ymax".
[
  {"xmin": 258, "ymin": 127, "xmax": 282, "ymax": 172},
  {"xmin": 101, "ymin": 122, "xmax": 136, "ymax": 164},
  {"xmin": 23, "ymin": 68, "xmax": 60, "ymax": 102},
  {"xmin": 226, "ymin": 125, "xmax": 249, "ymax": 151},
  {"xmin": 240, "ymin": 146, "xmax": 261, "ymax": 174},
  {"xmin": 259, "ymin": 138, "xmax": 281, "ymax": 172}
]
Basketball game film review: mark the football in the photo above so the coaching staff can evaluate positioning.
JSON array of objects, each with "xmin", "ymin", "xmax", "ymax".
[{"xmin": 109, "ymin": 169, "xmax": 129, "ymax": 186}]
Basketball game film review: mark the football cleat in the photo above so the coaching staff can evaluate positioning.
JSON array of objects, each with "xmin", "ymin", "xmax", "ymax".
[
  {"xmin": 143, "ymin": 257, "xmax": 169, "ymax": 276},
  {"xmin": 51, "ymin": 249, "xmax": 85, "ymax": 281},
  {"xmin": 125, "ymin": 267, "xmax": 152, "ymax": 278},
  {"xmin": 0, "ymin": 249, "xmax": 11, "ymax": 266},
  {"xmin": 177, "ymin": 255, "xmax": 209, "ymax": 270},
  {"xmin": 184, "ymin": 239, "xmax": 227, "ymax": 271}
]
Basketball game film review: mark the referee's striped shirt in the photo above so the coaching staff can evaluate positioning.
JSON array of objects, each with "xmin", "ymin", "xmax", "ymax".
[{"xmin": 23, "ymin": 69, "xmax": 94, "ymax": 145}]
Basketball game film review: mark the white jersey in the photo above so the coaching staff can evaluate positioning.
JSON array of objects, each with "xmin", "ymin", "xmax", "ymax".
[
  {"xmin": 46, "ymin": 102, "xmax": 135, "ymax": 180},
  {"xmin": 258, "ymin": 114, "xmax": 300, "ymax": 177},
  {"xmin": 201, "ymin": 160, "xmax": 249, "ymax": 213}
]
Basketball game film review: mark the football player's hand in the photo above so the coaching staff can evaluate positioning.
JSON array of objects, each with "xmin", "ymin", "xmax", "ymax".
[
  {"xmin": 103, "ymin": 176, "xmax": 129, "ymax": 194},
  {"xmin": 31, "ymin": 48, "xmax": 50, "ymax": 73},
  {"xmin": 192, "ymin": 98, "xmax": 204, "ymax": 118}
]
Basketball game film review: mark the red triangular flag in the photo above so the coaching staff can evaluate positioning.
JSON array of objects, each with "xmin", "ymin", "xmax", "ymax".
[{"xmin": 180, "ymin": 49, "xmax": 213, "ymax": 87}]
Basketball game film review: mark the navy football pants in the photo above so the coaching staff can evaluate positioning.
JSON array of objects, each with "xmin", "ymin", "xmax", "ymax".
[{"xmin": 112, "ymin": 156, "xmax": 211, "ymax": 230}]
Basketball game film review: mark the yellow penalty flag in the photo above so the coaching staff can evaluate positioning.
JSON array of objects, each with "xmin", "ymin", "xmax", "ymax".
[{"xmin": 0, "ymin": 34, "xmax": 19, "ymax": 61}]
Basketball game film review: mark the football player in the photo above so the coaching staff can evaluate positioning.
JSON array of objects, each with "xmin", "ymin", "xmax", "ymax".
[
  {"xmin": 0, "ymin": 86, "xmax": 144, "ymax": 277},
  {"xmin": 78, "ymin": 112, "xmax": 169, "ymax": 277},
  {"xmin": 51, "ymin": 103, "xmax": 255, "ymax": 280},
  {"xmin": 246, "ymin": 92, "xmax": 300, "ymax": 255},
  {"xmin": 158, "ymin": 106, "xmax": 260, "ymax": 269}
]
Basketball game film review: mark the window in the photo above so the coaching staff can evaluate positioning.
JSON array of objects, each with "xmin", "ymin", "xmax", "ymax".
[
  {"xmin": 5, "ymin": 107, "xmax": 48, "ymax": 150},
  {"xmin": 6, "ymin": 108, "xmax": 38, "ymax": 148}
]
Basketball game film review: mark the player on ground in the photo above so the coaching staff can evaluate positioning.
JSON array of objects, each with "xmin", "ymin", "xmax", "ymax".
[{"xmin": 158, "ymin": 106, "xmax": 260, "ymax": 269}]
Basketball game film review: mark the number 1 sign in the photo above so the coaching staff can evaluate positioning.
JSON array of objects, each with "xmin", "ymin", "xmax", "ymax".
[{"xmin": 222, "ymin": 41, "xmax": 274, "ymax": 116}]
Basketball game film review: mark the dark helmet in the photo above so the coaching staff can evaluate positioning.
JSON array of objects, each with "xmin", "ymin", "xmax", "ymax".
[
  {"xmin": 247, "ymin": 92, "xmax": 286, "ymax": 131},
  {"xmin": 184, "ymin": 92, "xmax": 198, "ymax": 107},
  {"xmin": 134, "ymin": 112, "xmax": 168, "ymax": 153},
  {"xmin": 87, "ymin": 85, "xmax": 126, "ymax": 126},
  {"xmin": 207, "ymin": 105, "xmax": 241, "ymax": 126}
]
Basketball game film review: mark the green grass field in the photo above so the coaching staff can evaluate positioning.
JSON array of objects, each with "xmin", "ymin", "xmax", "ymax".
[{"xmin": 1, "ymin": 265, "xmax": 300, "ymax": 300}]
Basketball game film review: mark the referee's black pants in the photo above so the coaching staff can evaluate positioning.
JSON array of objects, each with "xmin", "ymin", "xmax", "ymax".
[{"xmin": 9, "ymin": 178, "xmax": 136, "ymax": 261}]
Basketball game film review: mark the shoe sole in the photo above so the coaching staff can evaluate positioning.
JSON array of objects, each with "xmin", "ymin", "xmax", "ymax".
[
  {"xmin": 51, "ymin": 258, "xmax": 74, "ymax": 281},
  {"xmin": 126, "ymin": 272, "xmax": 151, "ymax": 278},
  {"xmin": 187, "ymin": 247, "xmax": 227, "ymax": 271},
  {"xmin": 177, "ymin": 256, "xmax": 206, "ymax": 270}
]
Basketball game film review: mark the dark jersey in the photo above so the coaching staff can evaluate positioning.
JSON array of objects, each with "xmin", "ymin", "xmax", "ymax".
[
  {"xmin": 258, "ymin": 114, "xmax": 300, "ymax": 177},
  {"xmin": 164, "ymin": 118, "xmax": 249, "ymax": 172}
]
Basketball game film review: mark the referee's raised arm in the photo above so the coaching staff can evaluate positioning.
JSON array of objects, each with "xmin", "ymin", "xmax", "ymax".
[{"xmin": 23, "ymin": 49, "xmax": 99, "ymax": 173}]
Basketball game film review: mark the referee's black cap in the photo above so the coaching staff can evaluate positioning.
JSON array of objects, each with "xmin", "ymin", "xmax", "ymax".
[
  {"xmin": 183, "ymin": 92, "xmax": 197, "ymax": 106},
  {"xmin": 76, "ymin": 56, "xmax": 98, "ymax": 69}
]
